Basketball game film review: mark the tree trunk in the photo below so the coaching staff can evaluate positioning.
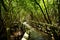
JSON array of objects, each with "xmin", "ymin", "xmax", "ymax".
[
  {"xmin": 58, "ymin": 0, "xmax": 60, "ymax": 40},
  {"xmin": 0, "ymin": 0, "xmax": 7, "ymax": 40}
]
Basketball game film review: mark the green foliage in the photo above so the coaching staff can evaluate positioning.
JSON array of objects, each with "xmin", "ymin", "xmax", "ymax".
[{"xmin": 1, "ymin": 0, "xmax": 60, "ymax": 40}]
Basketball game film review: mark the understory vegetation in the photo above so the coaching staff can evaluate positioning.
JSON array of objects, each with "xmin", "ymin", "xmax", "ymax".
[{"xmin": 0, "ymin": 0, "xmax": 60, "ymax": 40}]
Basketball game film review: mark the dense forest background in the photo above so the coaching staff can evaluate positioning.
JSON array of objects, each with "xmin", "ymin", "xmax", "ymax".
[{"xmin": 0, "ymin": 0, "xmax": 60, "ymax": 40}]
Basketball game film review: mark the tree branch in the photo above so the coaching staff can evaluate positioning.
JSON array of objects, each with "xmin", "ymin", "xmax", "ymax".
[
  {"xmin": 42, "ymin": 0, "xmax": 52, "ymax": 24},
  {"xmin": 34, "ymin": 0, "xmax": 49, "ymax": 24}
]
